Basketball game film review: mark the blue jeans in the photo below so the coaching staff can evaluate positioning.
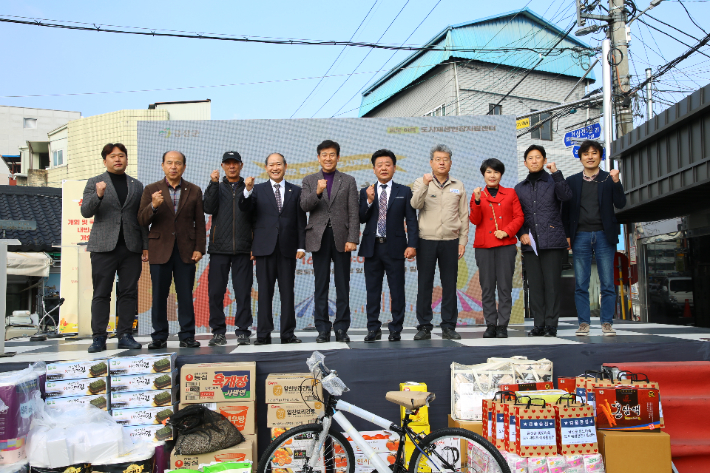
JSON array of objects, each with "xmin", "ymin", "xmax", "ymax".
[{"xmin": 572, "ymin": 231, "xmax": 616, "ymax": 325}]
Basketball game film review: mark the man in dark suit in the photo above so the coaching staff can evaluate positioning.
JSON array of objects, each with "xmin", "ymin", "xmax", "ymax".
[
  {"xmin": 300, "ymin": 140, "xmax": 359, "ymax": 343},
  {"xmin": 359, "ymin": 149, "xmax": 418, "ymax": 342},
  {"xmin": 561, "ymin": 140, "xmax": 626, "ymax": 337},
  {"xmin": 138, "ymin": 150, "xmax": 206, "ymax": 349},
  {"xmin": 239, "ymin": 153, "xmax": 307, "ymax": 345},
  {"xmin": 81, "ymin": 143, "xmax": 148, "ymax": 353}
]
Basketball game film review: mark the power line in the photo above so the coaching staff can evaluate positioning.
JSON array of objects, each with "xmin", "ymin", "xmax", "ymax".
[
  {"xmin": 638, "ymin": 18, "xmax": 710, "ymax": 60},
  {"xmin": 289, "ymin": 0, "xmax": 379, "ymax": 118},
  {"xmin": 677, "ymin": 0, "xmax": 707, "ymax": 34}
]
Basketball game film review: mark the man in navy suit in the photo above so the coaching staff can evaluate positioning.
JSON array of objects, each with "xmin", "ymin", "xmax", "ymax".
[
  {"xmin": 240, "ymin": 153, "xmax": 307, "ymax": 345},
  {"xmin": 358, "ymin": 149, "xmax": 418, "ymax": 342}
]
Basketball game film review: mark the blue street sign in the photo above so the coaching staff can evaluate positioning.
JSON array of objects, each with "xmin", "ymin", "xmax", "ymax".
[
  {"xmin": 573, "ymin": 145, "xmax": 606, "ymax": 160},
  {"xmin": 564, "ymin": 123, "xmax": 602, "ymax": 147}
]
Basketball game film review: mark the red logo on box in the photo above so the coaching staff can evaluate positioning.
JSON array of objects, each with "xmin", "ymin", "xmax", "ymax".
[
  {"xmin": 214, "ymin": 374, "xmax": 248, "ymax": 388},
  {"xmin": 200, "ymin": 392, "xmax": 214, "ymax": 398},
  {"xmin": 186, "ymin": 374, "xmax": 193, "ymax": 382}
]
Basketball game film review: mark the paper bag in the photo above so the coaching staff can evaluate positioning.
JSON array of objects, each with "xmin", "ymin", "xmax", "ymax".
[
  {"xmin": 509, "ymin": 398, "xmax": 558, "ymax": 457},
  {"xmin": 553, "ymin": 395, "xmax": 598, "ymax": 455}
]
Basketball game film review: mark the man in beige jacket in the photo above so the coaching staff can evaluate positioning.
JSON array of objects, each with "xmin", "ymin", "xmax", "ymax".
[{"xmin": 411, "ymin": 144, "xmax": 469, "ymax": 340}]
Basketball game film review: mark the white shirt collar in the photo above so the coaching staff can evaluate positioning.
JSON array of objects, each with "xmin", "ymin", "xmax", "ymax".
[
  {"xmin": 376, "ymin": 179, "xmax": 392, "ymax": 190},
  {"xmin": 270, "ymin": 179, "xmax": 285, "ymax": 188}
]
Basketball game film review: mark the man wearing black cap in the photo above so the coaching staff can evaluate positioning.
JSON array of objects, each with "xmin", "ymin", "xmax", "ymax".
[{"xmin": 203, "ymin": 152, "xmax": 254, "ymax": 346}]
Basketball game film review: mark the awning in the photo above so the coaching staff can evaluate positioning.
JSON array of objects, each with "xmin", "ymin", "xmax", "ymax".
[{"xmin": 6, "ymin": 252, "xmax": 51, "ymax": 277}]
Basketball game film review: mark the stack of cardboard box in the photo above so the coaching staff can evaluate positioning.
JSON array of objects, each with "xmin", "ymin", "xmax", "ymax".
[
  {"xmin": 45, "ymin": 360, "xmax": 110, "ymax": 411},
  {"xmin": 265, "ymin": 373, "xmax": 325, "ymax": 471},
  {"xmin": 172, "ymin": 362, "xmax": 257, "ymax": 470},
  {"xmin": 108, "ymin": 353, "xmax": 178, "ymax": 443}
]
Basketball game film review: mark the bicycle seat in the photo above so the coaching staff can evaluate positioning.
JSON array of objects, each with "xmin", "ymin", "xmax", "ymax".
[{"xmin": 385, "ymin": 391, "xmax": 435, "ymax": 409}]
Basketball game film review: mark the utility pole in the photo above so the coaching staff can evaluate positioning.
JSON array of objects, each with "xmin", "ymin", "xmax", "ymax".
[
  {"xmin": 609, "ymin": 0, "xmax": 634, "ymax": 138},
  {"xmin": 646, "ymin": 68, "xmax": 653, "ymax": 120}
]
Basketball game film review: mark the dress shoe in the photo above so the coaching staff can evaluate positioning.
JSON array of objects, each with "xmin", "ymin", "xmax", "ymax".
[
  {"xmin": 254, "ymin": 337, "xmax": 272, "ymax": 345},
  {"xmin": 414, "ymin": 328, "xmax": 431, "ymax": 340},
  {"xmin": 236, "ymin": 334, "xmax": 250, "ymax": 345},
  {"xmin": 88, "ymin": 336, "xmax": 107, "ymax": 353},
  {"xmin": 388, "ymin": 332, "xmax": 401, "ymax": 341},
  {"xmin": 209, "ymin": 334, "xmax": 227, "ymax": 346},
  {"xmin": 335, "ymin": 330, "xmax": 350, "ymax": 342},
  {"xmin": 544, "ymin": 326, "xmax": 558, "ymax": 337},
  {"xmin": 117, "ymin": 333, "xmax": 142, "ymax": 349},
  {"xmin": 364, "ymin": 329, "xmax": 382, "ymax": 342},
  {"xmin": 179, "ymin": 338, "xmax": 201, "ymax": 348},
  {"xmin": 281, "ymin": 335, "xmax": 302, "ymax": 344},
  {"xmin": 148, "ymin": 339, "xmax": 168, "ymax": 350},
  {"xmin": 528, "ymin": 326, "xmax": 546, "ymax": 337},
  {"xmin": 483, "ymin": 325, "xmax": 497, "ymax": 338},
  {"xmin": 316, "ymin": 332, "xmax": 331, "ymax": 343},
  {"xmin": 496, "ymin": 325, "xmax": 508, "ymax": 338},
  {"xmin": 441, "ymin": 327, "xmax": 461, "ymax": 340}
]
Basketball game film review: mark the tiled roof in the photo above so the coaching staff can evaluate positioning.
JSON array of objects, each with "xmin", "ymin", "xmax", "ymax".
[{"xmin": 0, "ymin": 185, "xmax": 62, "ymax": 252}]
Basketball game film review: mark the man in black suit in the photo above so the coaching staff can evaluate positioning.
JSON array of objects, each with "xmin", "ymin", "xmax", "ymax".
[
  {"xmin": 240, "ymin": 153, "xmax": 307, "ymax": 345},
  {"xmin": 358, "ymin": 149, "xmax": 418, "ymax": 342}
]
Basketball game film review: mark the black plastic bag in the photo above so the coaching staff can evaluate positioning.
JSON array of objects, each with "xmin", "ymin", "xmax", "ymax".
[{"xmin": 169, "ymin": 404, "xmax": 244, "ymax": 455}]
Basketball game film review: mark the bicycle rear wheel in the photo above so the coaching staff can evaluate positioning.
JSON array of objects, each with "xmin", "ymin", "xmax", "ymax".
[
  {"xmin": 407, "ymin": 427, "xmax": 509, "ymax": 473},
  {"xmin": 257, "ymin": 423, "xmax": 356, "ymax": 473}
]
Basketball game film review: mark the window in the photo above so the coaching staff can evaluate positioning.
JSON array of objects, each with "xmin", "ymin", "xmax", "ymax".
[
  {"xmin": 489, "ymin": 104, "xmax": 502, "ymax": 115},
  {"xmin": 23, "ymin": 118, "xmax": 37, "ymax": 129},
  {"xmin": 424, "ymin": 104, "xmax": 446, "ymax": 117},
  {"xmin": 530, "ymin": 110, "xmax": 552, "ymax": 141},
  {"xmin": 53, "ymin": 150, "xmax": 64, "ymax": 167}
]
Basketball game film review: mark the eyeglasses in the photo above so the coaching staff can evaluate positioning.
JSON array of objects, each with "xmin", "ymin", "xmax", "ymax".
[{"xmin": 432, "ymin": 157, "xmax": 451, "ymax": 163}]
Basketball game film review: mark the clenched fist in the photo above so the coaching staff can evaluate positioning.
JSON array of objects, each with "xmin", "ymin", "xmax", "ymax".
[
  {"xmin": 546, "ymin": 162, "xmax": 558, "ymax": 173},
  {"xmin": 366, "ymin": 184, "xmax": 375, "ymax": 204},
  {"xmin": 422, "ymin": 173, "xmax": 433, "ymax": 185},
  {"xmin": 210, "ymin": 170, "xmax": 220, "ymax": 182},
  {"xmin": 316, "ymin": 179, "xmax": 328, "ymax": 195},
  {"xmin": 245, "ymin": 176, "xmax": 255, "ymax": 191},
  {"xmin": 610, "ymin": 169, "xmax": 620, "ymax": 182},
  {"xmin": 151, "ymin": 191, "xmax": 164, "ymax": 208},
  {"xmin": 473, "ymin": 187, "xmax": 482, "ymax": 201},
  {"xmin": 96, "ymin": 181, "xmax": 107, "ymax": 198}
]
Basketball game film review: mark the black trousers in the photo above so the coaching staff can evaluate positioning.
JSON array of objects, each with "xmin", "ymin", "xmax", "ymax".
[
  {"xmin": 524, "ymin": 248, "xmax": 566, "ymax": 328},
  {"xmin": 150, "ymin": 244, "xmax": 196, "ymax": 341},
  {"xmin": 365, "ymin": 241, "xmax": 406, "ymax": 333},
  {"xmin": 475, "ymin": 244, "xmax": 517, "ymax": 326},
  {"xmin": 255, "ymin": 241, "xmax": 297, "ymax": 340},
  {"xmin": 416, "ymin": 238, "xmax": 459, "ymax": 331},
  {"xmin": 312, "ymin": 226, "xmax": 351, "ymax": 334},
  {"xmin": 90, "ymin": 243, "xmax": 142, "ymax": 338},
  {"xmin": 208, "ymin": 253, "xmax": 253, "ymax": 336}
]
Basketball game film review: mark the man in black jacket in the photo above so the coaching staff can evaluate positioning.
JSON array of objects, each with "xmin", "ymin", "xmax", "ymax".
[
  {"xmin": 203, "ymin": 151, "xmax": 254, "ymax": 346},
  {"xmin": 239, "ymin": 153, "xmax": 307, "ymax": 345},
  {"xmin": 561, "ymin": 140, "xmax": 626, "ymax": 337}
]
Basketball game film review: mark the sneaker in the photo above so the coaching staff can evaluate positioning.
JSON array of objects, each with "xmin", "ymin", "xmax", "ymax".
[
  {"xmin": 209, "ymin": 334, "xmax": 227, "ymax": 346},
  {"xmin": 179, "ymin": 338, "xmax": 201, "ymax": 348},
  {"xmin": 528, "ymin": 326, "xmax": 546, "ymax": 337},
  {"xmin": 117, "ymin": 333, "xmax": 142, "ymax": 349},
  {"xmin": 236, "ymin": 334, "xmax": 250, "ymax": 345},
  {"xmin": 88, "ymin": 336, "xmax": 107, "ymax": 353},
  {"xmin": 414, "ymin": 328, "xmax": 431, "ymax": 340},
  {"xmin": 483, "ymin": 325, "xmax": 497, "ymax": 338},
  {"xmin": 575, "ymin": 323, "xmax": 590, "ymax": 336},
  {"xmin": 601, "ymin": 323, "xmax": 616, "ymax": 337},
  {"xmin": 496, "ymin": 326, "xmax": 508, "ymax": 338},
  {"xmin": 441, "ymin": 327, "xmax": 461, "ymax": 340},
  {"xmin": 544, "ymin": 326, "xmax": 558, "ymax": 337}
]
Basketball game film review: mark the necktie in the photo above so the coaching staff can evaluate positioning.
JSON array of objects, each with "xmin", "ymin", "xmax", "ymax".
[
  {"xmin": 274, "ymin": 183, "xmax": 282, "ymax": 212},
  {"xmin": 377, "ymin": 184, "xmax": 387, "ymax": 237}
]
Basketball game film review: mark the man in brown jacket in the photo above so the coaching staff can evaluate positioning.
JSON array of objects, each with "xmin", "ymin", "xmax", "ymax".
[{"xmin": 138, "ymin": 150, "xmax": 206, "ymax": 349}]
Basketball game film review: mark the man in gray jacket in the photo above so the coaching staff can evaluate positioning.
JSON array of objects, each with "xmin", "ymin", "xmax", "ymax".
[
  {"xmin": 81, "ymin": 143, "xmax": 148, "ymax": 353},
  {"xmin": 300, "ymin": 140, "xmax": 359, "ymax": 343}
]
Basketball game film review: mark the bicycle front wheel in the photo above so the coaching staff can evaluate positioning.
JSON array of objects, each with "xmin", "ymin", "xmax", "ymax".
[
  {"xmin": 257, "ymin": 423, "xmax": 356, "ymax": 473},
  {"xmin": 407, "ymin": 427, "xmax": 510, "ymax": 473}
]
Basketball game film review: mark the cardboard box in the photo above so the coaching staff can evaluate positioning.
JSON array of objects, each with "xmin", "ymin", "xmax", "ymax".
[
  {"xmin": 170, "ymin": 441, "xmax": 254, "ymax": 469},
  {"xmin": 342, "ymin": 430, "xmax": 399, "ymax": 455},
  {"xmin": 179, "ymin": 401, "xmax": 256, "ymax": 435},
  {"xmin": 45, "ymin": 377, "xmax": 108, "ymax": 398},
  {"xmin": 109, "ymin": 353, "xmax": 176, "ymax": 376},
  {"xmin": 112, "ymin": 404, "xmax": 176, "ymax": 425},
  {"xmin": 404, "ymin": 424, "xmax": 430, "ymax": 468},
  {"xmin": 399, "ymin": 382, "xmax": 429, "ymax": 425},
  {"xmin": 447, "ymin": 415, "xmax": 483, "ymax": 436},
  {"xmin": 111, "ymin": 389, "xmax": 177, "ymax": 409},
  {"xmin": 269, "ymin": 446, "xmax": 325, "ymax": 468},
  {"xmin": 44, "ymin": 393, "xmax": 109, "ymax": 410},
  {"xmin": 266, "ymin": 402, "xmax": 324, "ymax": 428},
  {"xmin": 123, "ymin": 424, "xmax": 173, "ymax": 442},
  {"xmin": 46, "ymin": 360, "xmax": 108, "ymax": 380},
  {"xmin": 110, "ymin": 370, "xmax": 178, "ymax": 392},
  {"xmin": 182, "ymin": 362, "xmax": 256, "ymax": 403},
  {"xmin": 354, "ymin": 453, "xmax": 395, "ymax": 469},
  {"xmin": 597, "ymin": 430, "xmax": 671, "ymax": 473},
  {"xmin": 243, "ymin": 432, "xmax": 257, "ymax": 469},
  {"xmin": 265, "ymin": 373, "xmax": 323, "ymax": 403}
]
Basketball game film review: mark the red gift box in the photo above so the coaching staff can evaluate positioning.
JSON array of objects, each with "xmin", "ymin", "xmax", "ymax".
[{"xmin": 594, "ymin": 386, "xmax": 661, "ymax": 431}]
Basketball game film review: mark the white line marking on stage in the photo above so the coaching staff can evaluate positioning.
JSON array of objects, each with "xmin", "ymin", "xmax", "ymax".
[
  {"xmin": 229, "ymin": 341, "xmax": 351, "ymax": 354},
  {"xmin": 456, "ymin": 337, "xmax": 582, "ymax": 347}
]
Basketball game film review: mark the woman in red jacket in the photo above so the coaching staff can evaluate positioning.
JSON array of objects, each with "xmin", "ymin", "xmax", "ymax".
[{"xmin": 470, "ymin": 158, "xmax": 524, "ymax": 338}]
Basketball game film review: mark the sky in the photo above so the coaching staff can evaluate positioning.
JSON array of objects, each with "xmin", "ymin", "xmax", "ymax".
[{"xmin": 1, "ymin": 0, "xmax": 708, "ymax": 121}]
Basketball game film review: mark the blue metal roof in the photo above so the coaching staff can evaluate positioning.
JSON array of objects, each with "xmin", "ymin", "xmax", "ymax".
[{"xmin": 359, "ymin": 8, "xmax": 595, "ymax": 117}]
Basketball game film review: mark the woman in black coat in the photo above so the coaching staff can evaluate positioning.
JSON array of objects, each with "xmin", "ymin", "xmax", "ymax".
[{"xmin": 514, "ymin": 145, "xmax": 573, "ymax": 337}]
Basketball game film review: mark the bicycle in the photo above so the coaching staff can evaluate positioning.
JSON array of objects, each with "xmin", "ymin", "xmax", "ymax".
[{"xmin": 258, "ymin": 351, "xmax": 510, "ymax": 473}]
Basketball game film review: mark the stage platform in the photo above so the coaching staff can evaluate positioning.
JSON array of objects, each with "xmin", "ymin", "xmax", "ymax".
[{"xmin": 3, "ymin": 316, "xmax": 709, "ymax": 455}]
